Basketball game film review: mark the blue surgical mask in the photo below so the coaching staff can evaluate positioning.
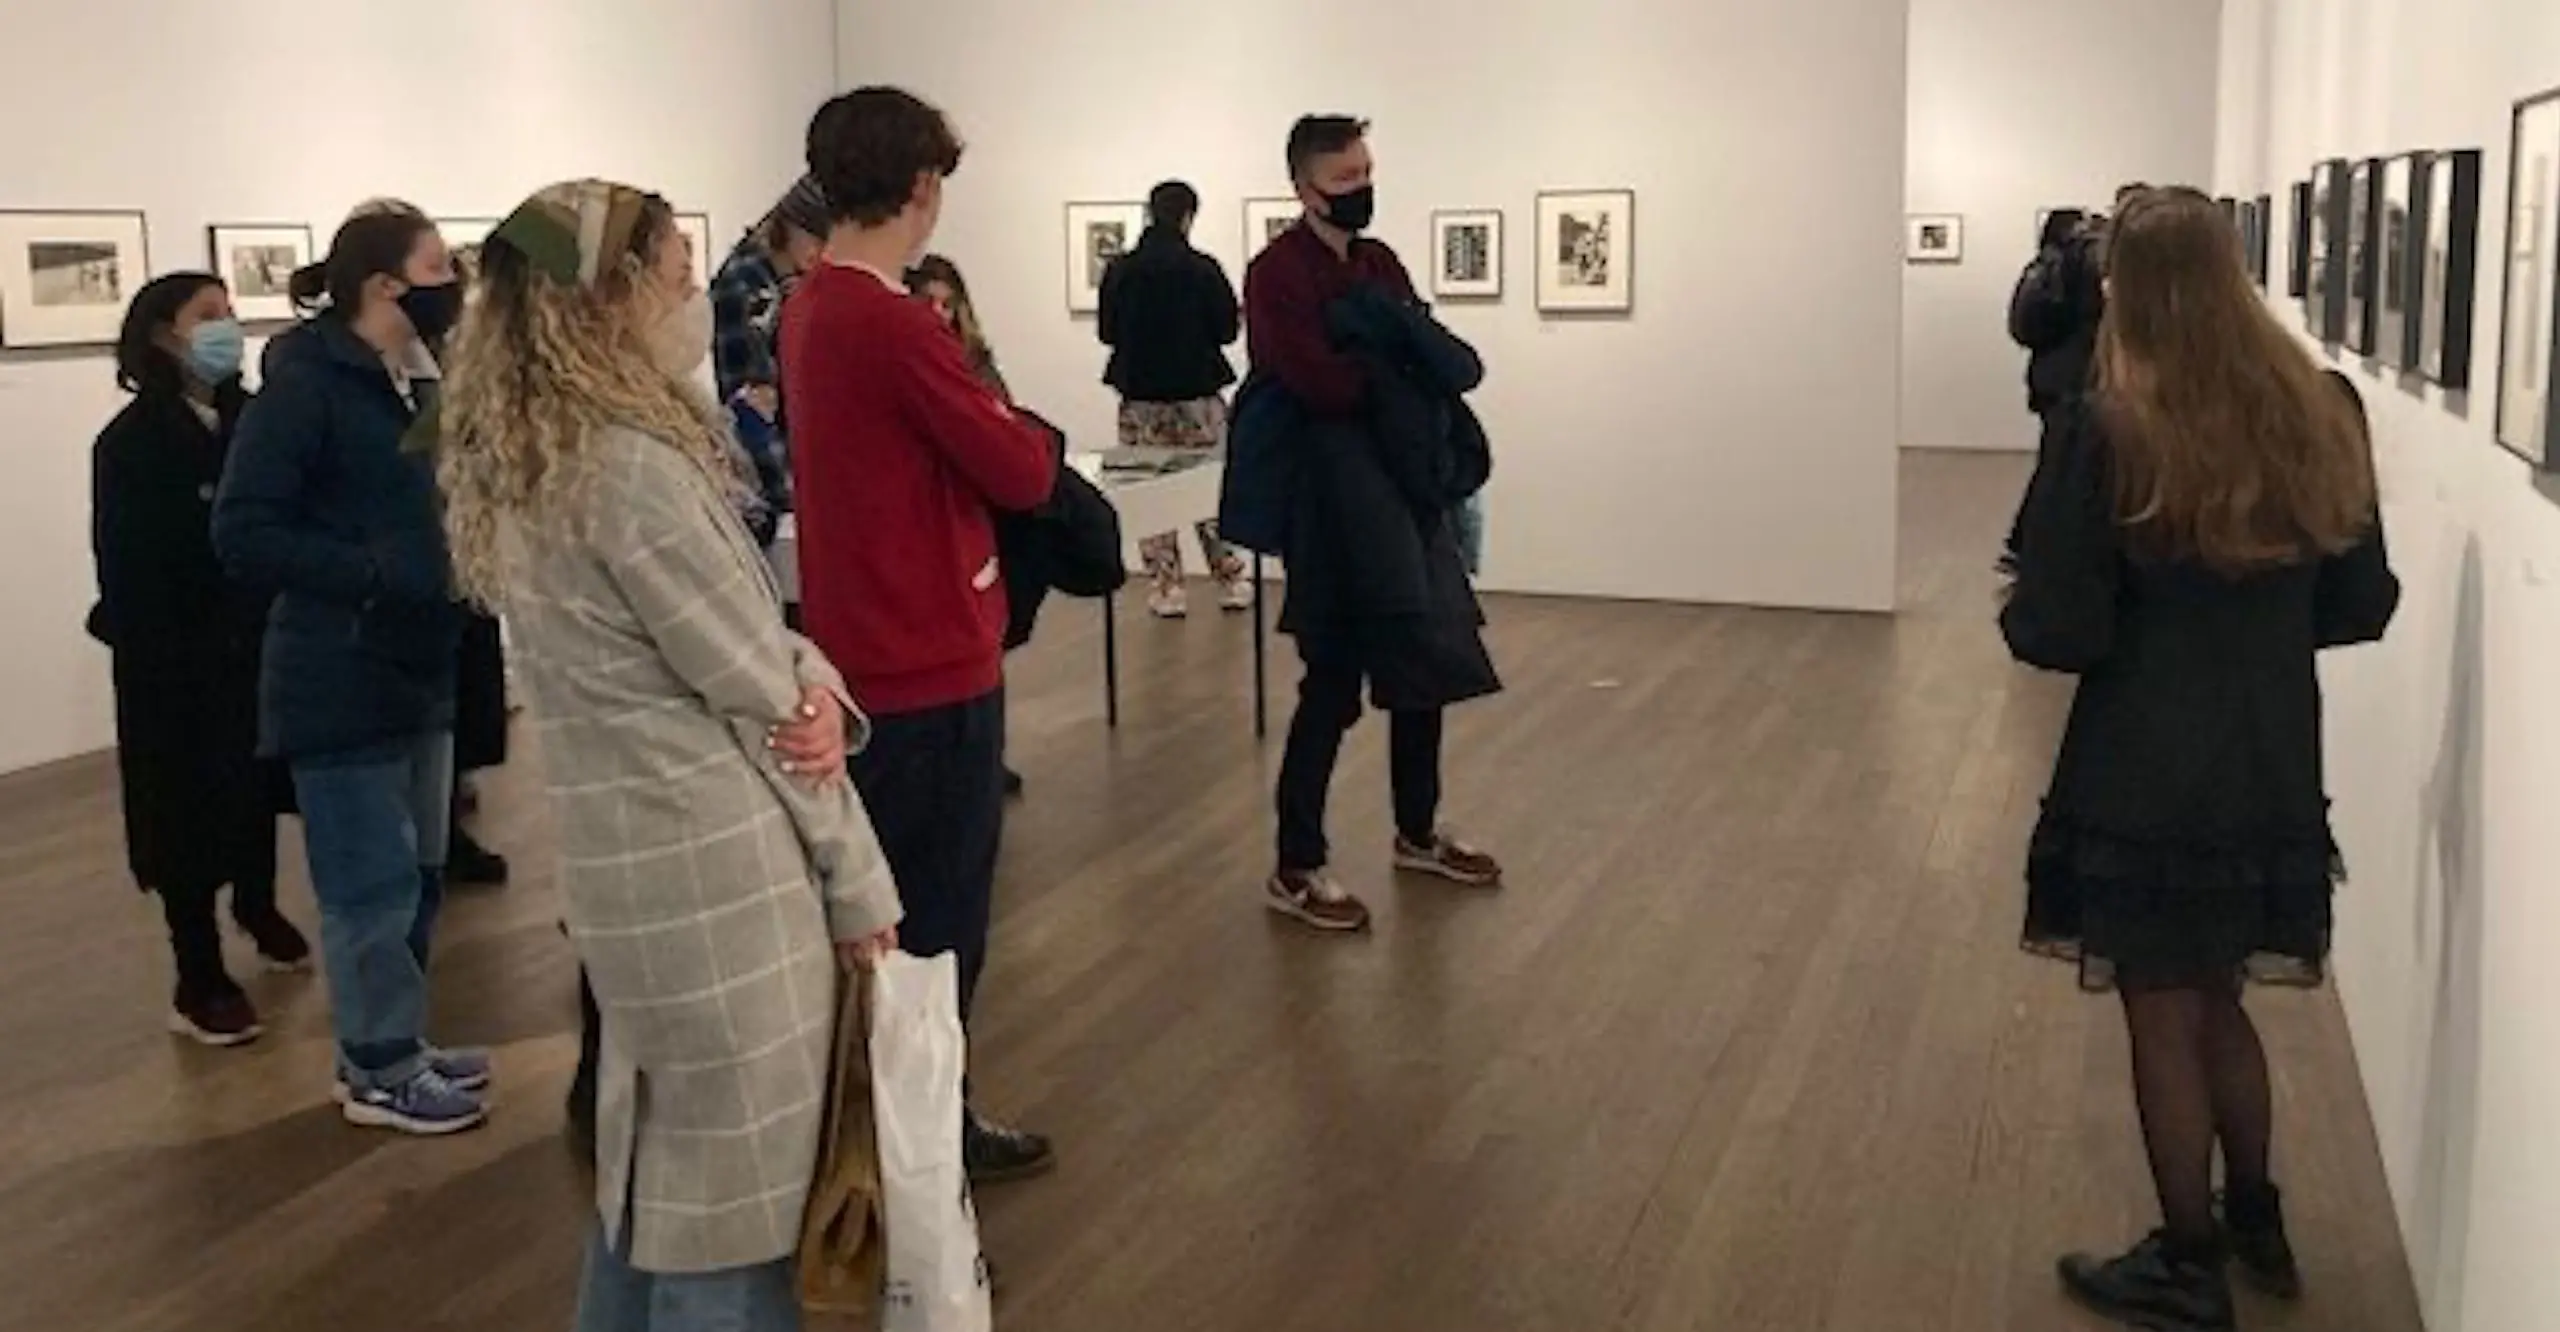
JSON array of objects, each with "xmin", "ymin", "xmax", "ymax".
[{"xmin": 185, "ymin": 319, "xmax": 246, "ymax": 383}]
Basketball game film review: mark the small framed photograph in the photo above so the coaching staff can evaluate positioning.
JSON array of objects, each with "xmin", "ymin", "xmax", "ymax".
[
  {"xmin": 1242, "ymin": 198, "xmax": 1300, "ymax": 260},
  {"xmin": 207, "ymin": 223, "xmax": 313, "ymax": 325},
  {"xmin": 436, "ymin": 216, "xmax": 500, "ymax": 278},
  {"xmin": 2290, "ymin": 181, "xmax": 2314, "ymax": 300},
  {"xmin": 674, "ymin": 213, "xmax": 714, "ymax": 287},
  {"xmin": 2345, "ymin": 158, "xmax": 2382, "ymax": 355},
  {"xmin": 1535, "ymin": 189, "xmax": 1635, "ymax": 313},
  {"xmin": 1430, "ymin": 209, "xmax": 1503, "ymax": 300},
  {"xmin": 2311, "ymin": 159, "xmax": 2352, "ymax": 342},
  {"xmin": 2253, "ymin": 193, "xmax": 2274, "ymax": 287},
  {"xmin": 1905, "ymin": 213, "xmax": 1964, "ymax": 264},
  {"xmin": 0, "ymin": 210, "xmax": 151, "ymax": 350},
  {"xmin": 2417, "ymin": 149, "xmax": 2484, "ymax": 389},
  {"xmin": 2380, "ymin": 155, "xmax": 2422, "ymax": 368},
  {"xmin": 1063, "ymin": 200, "xmax": 1144, "ymax": 315},
  {"xmin": 2497, "ymin": 88, "xmax": 2560, "ymax": 465}
]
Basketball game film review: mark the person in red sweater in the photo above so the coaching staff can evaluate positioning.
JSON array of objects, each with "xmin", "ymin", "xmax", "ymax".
[
  {"xmin": 784, "ymin": 86, "xmax": 1059, "ymax": 1182},
  {"xmin": 1244, "ymin": 115, "xmax": 1504, "ymax": 935}
]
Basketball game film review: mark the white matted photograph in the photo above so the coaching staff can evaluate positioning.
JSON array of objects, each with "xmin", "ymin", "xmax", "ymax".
[
  {"xmin": 206, "ymin": 223, "xmax": 313, "ymax": 324},
  {"xmin": 1430, "ymin": 209, "xmax": 1504, "ymax": 300},
  {"xmin": 436, "ymin": 217, "xmax": 500, "ymax": 279},
  {"xmin": 1535, "ymin": 189, "xmax": 1635, "ymax": 314},
  {"xmin": 1906, "ymin": 213, "xmax": 1965, "ymax": 264},
  {"xmin": 1064, "ymin": 200, "xmax": 1145, "ymax": 315},
  {"xmin": 1243, "ymin": 198, "xmax": 1300, "ymax": 261},
  {"xmin": 0, "ymin": 210, "xmax": 150, "ymax": 350},
  {"xmin": 2499, "ymin": 90, "xmax": 2560, "ymax": 466},
  {"xmin": 674, "ymin": 213, "xmax": 714, "ymax": 287}
]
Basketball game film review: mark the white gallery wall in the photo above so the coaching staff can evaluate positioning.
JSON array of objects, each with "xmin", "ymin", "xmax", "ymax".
[
  {"xmin": 0, "ymin": 0, "xmax": 839, "ymax": 775},
  {"xmin": 2219, "ymin": 3, "xmax": 2560, "ymax": 1331},
  {"xmin": 837, "ymin": 0, "xmax": 1907, "ymax": 613},
  {"xmin": 1901, "ymin": 0, "xmax": 2223, "ymax": 453}
]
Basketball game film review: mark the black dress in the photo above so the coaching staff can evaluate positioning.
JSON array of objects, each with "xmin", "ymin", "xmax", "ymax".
[
  {"xmin": 86, "ymin": 385, "xmax": 280, "ymax": 894},
  {"xmin": 1999, "ymin": 397, "xmax": 2400, "ymax": 990}
]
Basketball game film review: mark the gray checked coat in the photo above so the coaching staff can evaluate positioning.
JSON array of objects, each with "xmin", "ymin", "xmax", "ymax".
[{"xmin": 506, "ymin": 424, "xmax": 902, "ymax": 1274}]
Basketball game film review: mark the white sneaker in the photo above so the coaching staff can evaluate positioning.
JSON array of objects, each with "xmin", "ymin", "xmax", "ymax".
[
  {"xmin": 1149, "ymin": 586, "xmax": 1189, "ymax": 619},
  {"xmin": 1218, "ymin": 578, "xmax": 1255, "ymax": 612}
]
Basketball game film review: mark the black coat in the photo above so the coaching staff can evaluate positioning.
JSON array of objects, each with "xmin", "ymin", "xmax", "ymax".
[
  {"xmin": 1276, "ymin": 289, "xmax": 1500, "ymax": 713},
  {"xmin": 2000, "ymin": 400, "xmax": 2399, "ymax": 876},
  {"xmin": 1099, "ymin": 227, "xmax": 1239, "ymax": 402},
  {"xmin": 87, "ymin": 383, "xmax": 282, "ymax": 891},
  {"xmin": 215, "ymin": 319, "xmax": 459, "ymax": 759},
  {"xmin": 995, "ymin": 408, "xmax": 1127, "ymax": 651},
  {"xmin": 2008, "ymin": 233, "xmax": 2105, "ymax": 414}
]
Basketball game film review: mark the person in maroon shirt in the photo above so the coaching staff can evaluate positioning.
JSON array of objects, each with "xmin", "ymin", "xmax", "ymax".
[
  {"xmin": 1243, "ymin": 115, "xmax": 1504, "ymax": 935},
  {"xmin": 787, "ymin": 85, "xmax": 1059, "ymax": 1182}
]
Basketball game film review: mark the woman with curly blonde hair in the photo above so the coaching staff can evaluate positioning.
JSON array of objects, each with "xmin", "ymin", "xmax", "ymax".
[{"xmin": 439, "ymin": 179, "xmax": 899, "ymax": 1331}]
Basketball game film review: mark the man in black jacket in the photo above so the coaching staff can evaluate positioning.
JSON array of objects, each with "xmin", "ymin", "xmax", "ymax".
[
  {"xmin": 1100, "ymin": 180, "xmax": 1250, "ymax": 617},
  {"xmin": 2009, "ymin": 208, "xmax": 2105, "ymax": 417}
]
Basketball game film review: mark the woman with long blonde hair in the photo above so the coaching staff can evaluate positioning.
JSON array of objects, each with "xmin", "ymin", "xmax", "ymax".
[
  {"xmin": 439, "ymin": 179, "xmax": 899, "ymax": 1331},
  {"xmin": 2001, "ymin": 186, "xmax": 2400, "ymax": 1332}
]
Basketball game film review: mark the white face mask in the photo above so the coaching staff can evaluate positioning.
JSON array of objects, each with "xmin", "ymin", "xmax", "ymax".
[{"xmin": 648, "ymin": 288, "xmax": 714, "ymax": 378}]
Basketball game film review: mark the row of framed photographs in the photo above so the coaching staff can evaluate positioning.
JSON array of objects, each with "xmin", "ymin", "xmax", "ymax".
[
  {"xmin": 1062, "ymin": 189, "xmax": 1638, "ymax": 316},
  {"xmin": 0, "ymin": 209, "xmax": 717, "ymax": 352}
]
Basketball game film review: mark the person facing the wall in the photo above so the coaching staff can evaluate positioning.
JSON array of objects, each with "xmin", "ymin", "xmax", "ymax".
[
  {"xmin": 1099, "ymin": 178, "xmax": 1249, "ymax": 618},
  {"xmin": 213, "ymin": 211, "xmax": 492, "ymax": 1135},
  {"xmin": 1240, "ymin": 113, "xmax": 1504, "ymax": 935},
  {"xmin": 88, "ymin": 272, "xmax": 313, "ymax": 1047},
  {"xmin": 785, "ymin": 86, "xmax": 1061, "ymax": 1183},
  {"xmin": 440, "ymin": 178, "xmax": 901, "ymax": 1332},
  {"xmin": 2000, "ymin": 186, "xmax": 2399, "ymax": 1332},
  {"xmin": 712, "ymin": 174, "xmax": 831, "ymax": 551}
]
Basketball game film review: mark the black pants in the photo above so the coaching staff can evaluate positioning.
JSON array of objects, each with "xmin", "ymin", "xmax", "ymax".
[
  {"xmin": 854, "ymin": 689, "xmax": 1007, "ymax": 1021},
  {"xmin": 1276, "ymin": 650, "xmax": 1443, "ymax": 872},
  {"xmin": 160, "ymin": 874, "xmax": 280, "ymax": 993}
]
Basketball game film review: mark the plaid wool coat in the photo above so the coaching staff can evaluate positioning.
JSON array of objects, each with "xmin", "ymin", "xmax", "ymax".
[{"xmin": 506, "ymin": 424, "xmax": 902, "ymax": 1274}]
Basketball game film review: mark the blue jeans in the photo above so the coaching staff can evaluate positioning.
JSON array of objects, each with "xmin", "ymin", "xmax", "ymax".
[
  {"xmin": 573, "ymin": 1223, "xmax": 800, "ymax": 1332},
  {"xmin": 291, "ymin": 731, "xmax": 453, "ymax": 1090}
]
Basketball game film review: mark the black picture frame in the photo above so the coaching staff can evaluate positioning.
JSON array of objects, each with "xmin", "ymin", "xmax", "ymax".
[
  {"xmin": 2289, "ymin": 180, "xmax": 2313, "ymax": 300},
  {"xmin": 0, "ymin": 208, "xmax": 153, "ymax": 351},
  {"xmin": 2253, "ymin": 193, "xmax": 2274, "ymax": 289},
  {"xmin": 2345, "ymin": 158, "xmax": 2384, "ymax": 355},
  {"xmin": 2496, "ymin": 88, "xmax": 2560, "ymax": 466},
  {"xmin": 2380, "ymin": 154, "xmax": 2424, "ymax": 369},
  {"xmin": 2415, "ymin": 148, "xmax": 2484, "ymax": 390},
  {"xmin": 2312, "ymin": 159, "xmax": 2352, "ymax": 344}
]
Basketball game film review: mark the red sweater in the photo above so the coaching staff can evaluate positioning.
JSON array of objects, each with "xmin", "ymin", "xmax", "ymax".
[{"xmin": 780, "ymin": 263, "xmax": 1056, "ymax": 715}]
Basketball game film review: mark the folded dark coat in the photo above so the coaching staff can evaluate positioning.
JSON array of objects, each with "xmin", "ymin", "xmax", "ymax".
[{"xmin": 996, "ymin": 407, "xmax": 1126, "ymax": 651}]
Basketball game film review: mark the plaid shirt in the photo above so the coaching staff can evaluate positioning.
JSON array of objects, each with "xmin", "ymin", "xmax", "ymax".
[{"xmin": 710, "ymin": 242, "xmax": 795, "ymax": 536}]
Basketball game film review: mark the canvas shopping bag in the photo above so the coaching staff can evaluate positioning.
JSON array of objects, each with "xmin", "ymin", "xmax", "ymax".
[
  {"xmin": 870, "ymin": 952, "xmax": 993, "ymax": 1332},
  {"xmin": 798, "ymin": 967, "xmax": 886, "ymax": 1318}
]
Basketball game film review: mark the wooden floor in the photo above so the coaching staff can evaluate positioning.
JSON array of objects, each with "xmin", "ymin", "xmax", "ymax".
[{"xmin": 0, "ymin": 452, "xmax": 2424, "ymax": 1332}]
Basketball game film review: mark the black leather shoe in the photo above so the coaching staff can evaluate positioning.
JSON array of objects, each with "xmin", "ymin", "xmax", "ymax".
[
  {"xmin": 964, "ymin": 1110, "xmax": 1055, "ymax": 1184},
  {"xmin": 2221, "ymin": 1182, "xmax": 2303, "ymax": 1300},
  {"xmin": 2058, "ymin": 1231, "xmax": 2235, "ymax": 1332}
]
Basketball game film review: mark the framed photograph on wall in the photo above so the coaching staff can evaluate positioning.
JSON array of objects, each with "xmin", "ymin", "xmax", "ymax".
[
  {"xmin": 2380, "ymin": 155, "xmax": 2422, "ymax": 368},
  {"xmin": 436, "ymin": 216, "xmax": 500, "ymax": 279},
  {"xmin": 2253, "ymin": 193, "xmax": 2274, "ymax": 288},
  {"xmin": 2417, "ymin": 149, "xmax": 2484, "ymax": 389},
  {"xmin": 1535, "ymin": 189, "xmax": 1635, "ymax": 313},
  {"xmin": 1904, "ymin": 213, "xmax": 1964, "ymax": 264},
  {"xmin": 1430, "ymin": 209, "xmax": 1503, "ymax": 300},
  {"xmin": 206, "ymin": 223, "xmax": 312, "ymax": 325},
  {"xmin": 2304, "ymin": 178, "xmax": 2324, "ymax": 298},
  {"xmin": 2235, "ymin": 200, "xmax": 2260, "ymax": 283},
  {"xmin": 674, "ymin": 213, "xmax": 714, "ymax": 287},
  {"xmin": 2345, "ymin": 159, "xmax": 2382, "ymax": 355},
  {"xmin": 2497, "ymin": 89, "xmax": 2560, "ymax": 465},
  {"xmin": 1242, "ymin": 198, "xmax": 1299, "ymax": 261},
  {"xmin": 0, "ymin": 210, "xmax": 150, "ymax": 350},
  {"xmin": 2311, "ymin": 160, "xmax": 2351, "ymax": 341},
  {"xmin": 1062, "ymin": 200, "xmax": 1144, "ymax": 315}
]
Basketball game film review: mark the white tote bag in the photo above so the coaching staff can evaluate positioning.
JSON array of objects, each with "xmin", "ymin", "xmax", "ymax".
[{"xmin": 870, "ymin": 951, "xmax": 993, "ymax": 1332}]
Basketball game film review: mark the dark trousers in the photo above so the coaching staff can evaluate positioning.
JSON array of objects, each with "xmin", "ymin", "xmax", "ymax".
[
  {"xmin": 854, "ymin": 689, "xmax": 1007, "ymax": 1021},
  {"xmin": 1276, "ymin": 649, "xmax": 1443, "ymax": 872},
  {"xmin": 160, "ymin": 874, "xmax": 281, "ymax": 992}
]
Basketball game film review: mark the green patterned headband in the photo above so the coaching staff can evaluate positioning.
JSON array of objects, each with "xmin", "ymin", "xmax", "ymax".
[{"xmin": 491, "ymin": 179, "xmax": 655, "ymax": 289}]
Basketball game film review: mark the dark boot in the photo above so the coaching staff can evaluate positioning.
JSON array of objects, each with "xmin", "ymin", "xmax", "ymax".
[
  {"xmin": 2058, "ymin": 1231, "xmax": 2235, "ymax": 1332},
  {"xmin": 162, "ymin": 884, "xmax": 261, "ymax": 1047},
  {"xmin": 964, "ymin": 1108, "xmax": 1056, "ymax": 1184},
  {"xmin": 2222, "ymin": 1181, "xmax": 2303, "ymax": 1299},
  {"xmin": 229, "ymin": 880, "xmax": 313, "ymax": 973}
]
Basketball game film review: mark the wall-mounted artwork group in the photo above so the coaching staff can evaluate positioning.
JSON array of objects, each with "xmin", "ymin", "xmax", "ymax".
[
  {"xmin": 2499, "ymin": 88, "xmax": 2560, "ymax": 467},
  {"xmin": 2289, "ymin": 150, "xmax": 2481, "ymax": 396}
]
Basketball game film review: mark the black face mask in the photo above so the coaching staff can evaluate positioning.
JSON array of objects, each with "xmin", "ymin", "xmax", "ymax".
[
  {"xmin": 1318, "ymin": 184, "xmax": 1377, "ymax": 234},
  {"xmin": 396, "ymin": 281, "xmax": 464, "ymax": 343}
]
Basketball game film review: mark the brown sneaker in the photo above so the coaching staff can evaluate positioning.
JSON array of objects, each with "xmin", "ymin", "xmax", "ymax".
[
  {"xmin": 1395, "ymin": 833, "xmax": 1503, "ymax": 887},
  {"xmin": 1266, "ymin": 870, "xmax": 1373, "ymax": 932}
]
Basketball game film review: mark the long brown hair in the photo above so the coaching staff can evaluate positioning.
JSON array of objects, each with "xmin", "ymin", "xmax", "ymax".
[
  {"xmin": 908, "ymin": 253, "xmax": 1007, "ymax": 396},
  {"xmin": 2096, "ymin": 187, "xmax": 2375, "ymax": 573}
]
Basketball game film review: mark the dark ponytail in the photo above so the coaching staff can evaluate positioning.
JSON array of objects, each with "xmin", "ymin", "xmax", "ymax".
[{"xmin": 290, "ymin": 212, "xmax": 433, "ymax": 317}]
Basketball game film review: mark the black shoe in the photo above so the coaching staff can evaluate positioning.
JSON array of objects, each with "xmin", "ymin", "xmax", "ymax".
[
  {"xmin": 1003, "ymin": 766, "xmax": 1025, "ymax": 799},
  {"xmin": 236, "ymin": 909, "xmax": 314, "ymax": 973},
  {"xmin": 2058, "ymin": 1231, "xmax": 2235, "ymax": 1332},
  {"xmin": 449, "ymin": 830, "xmax": 510, "ymax": 886},
  {"xmin": 2221, "ymin": 1182, "xmax": 2303, "ymax": 1300},
  {"xmin": 964, "ymin": 1110, "xmax": 1056, "ymax": 1184},
  {"xmin": 169, "ymin": 979, "xmax": 264, "ymax": 1048}
]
